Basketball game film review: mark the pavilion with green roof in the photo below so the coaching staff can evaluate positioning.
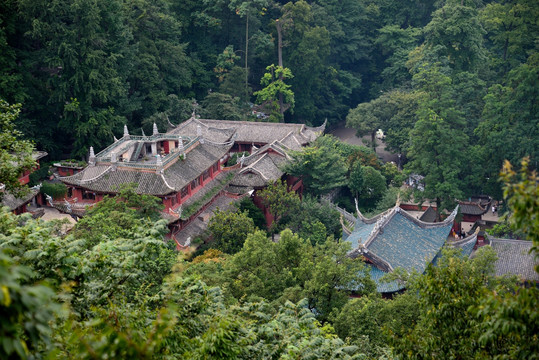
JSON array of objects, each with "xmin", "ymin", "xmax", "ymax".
[{"xmin": 342, "ymin": 200, "xmax": 478, "ymax": 294}]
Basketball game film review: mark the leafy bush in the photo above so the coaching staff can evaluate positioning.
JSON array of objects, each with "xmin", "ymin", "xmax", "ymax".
[
  {"xmin": 29, "ymin": 163, "xmax": 50, "ymax": 186},
  {"xmin": 40, "ymin": 182, "xmax": 67, "ymax": 199},
  {"xmin": 59, "ymin": 159, "xmax": 86, "ymax": 167},
  {"xmin": 237, "ymin": 197, "xmax": 267, "ymax": 230},
  {"xmin": 226, "ymin": 151, "xmax": 249, "ymax": 166}
]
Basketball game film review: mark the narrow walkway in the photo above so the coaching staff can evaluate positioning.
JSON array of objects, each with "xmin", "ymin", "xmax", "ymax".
[
  {"xmin": 329, "ymin": 126, "xmax": 399, "ymax": 164},
  {"xmin": 174, "ymin": 194, "xmax": 243, "ymax": 248}
]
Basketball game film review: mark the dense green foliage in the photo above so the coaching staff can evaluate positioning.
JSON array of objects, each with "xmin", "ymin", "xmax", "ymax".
[
  {"xmin": 1, "ymin": 0, "xmax": 538, "ymax": 357},
  {"xmin": 1, "ymin": 157, "xmax": 538, "ymax": 358},
  {"xmin": 0, "ymin": 100, "xmax": 36, "ymax": 200},
  {"xmin": 1, "ymin": 0, "xmax": 535, "ymax": 207},
  {"xmin": 208, "ymin": 208, "xmax": 258, "ymax": 254},
  {"xmin": 344, "ymin": 0, "xmax": 538, "ymax": 204},
  {"xmin": 39, "ymin": 182, "xmax": 67, "ymax": 199}
]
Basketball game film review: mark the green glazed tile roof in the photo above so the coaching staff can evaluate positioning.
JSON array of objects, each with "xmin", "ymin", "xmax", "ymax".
[
  {"xmin": 367, "ymin": 212, "xmax": 452, "ymax": 273},
  {"xmin": 367, "ymin": 265, "xmax": 405, "ymax": 293},
  {"xmin": 346, "ymin": 220, "xmax": 376, "ymax": 249}
]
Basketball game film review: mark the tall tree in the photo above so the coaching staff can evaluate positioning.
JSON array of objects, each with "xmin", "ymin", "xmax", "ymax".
[
  {"xmin": 282, "ymin": 137, "xmax": 348, "ymax": 196},
  {"xmin": 254, "ymin": 64, "xmax": 294, "ymax": 122},
  {"xmin": 423, "ymin": 0, "xmax": 486, "ymax": 72},
  {"xmin": 480, "ymin": 0, "xmax": 539, "ymax": 71},
  {"xmin": 208, "ymin": 208, "xmax": 258, "ymax": 254},
  {"xmin": 19, "ymin": 0, "xmax": 130, "ymax": 157},
  {"xmin": 123, "ymin": 0, "xmax": 193, "ymax": 129},
  {"xmin": 258, "ymin": 179, "xmax": 300, "ymax": 238}
]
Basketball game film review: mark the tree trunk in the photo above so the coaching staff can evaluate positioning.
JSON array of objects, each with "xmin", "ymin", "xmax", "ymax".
[
  {"xmin": 245, "ymin": 13, "xmax": 249, "ymax": 101},
  {"xmin": 276, "ymin": 19, "xmax": 285, "ymax": 122},
  {"xmin": 436, "ymin": 197, "xmax": 442, "ymax": 222},
  {"xmin": 371, "ymin": 131, "xmax": 376, "ymax": 153}
]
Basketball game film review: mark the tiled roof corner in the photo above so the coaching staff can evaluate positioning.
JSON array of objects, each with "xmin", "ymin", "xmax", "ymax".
[{"xmin": 489, "ymin": 238, "xmax": 539, "ymax": 282}]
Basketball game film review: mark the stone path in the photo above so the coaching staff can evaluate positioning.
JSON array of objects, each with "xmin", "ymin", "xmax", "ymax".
[
  {"xmin": 28, "ymin": 205, "xmax": 77, "ymax": 225},
  {"xmin": 329, "ymin": 126, "xmax": 399, "ymax": 164}
]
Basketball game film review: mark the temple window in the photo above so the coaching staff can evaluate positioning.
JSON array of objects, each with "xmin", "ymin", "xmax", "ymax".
[
  {"xmin": 202, "ymin": 169, "xmax": 211, "ymax": 181},
  {"xmin": 82, "ymin": 191, "xmax": 95, "ymax": 200},
  {"xmin": 190, "ymin": 178, "xmax": 200, "ymax": 189},
  {"xmin": 181, "ymin": 186, "xmax": 189, "ymax": 198}
]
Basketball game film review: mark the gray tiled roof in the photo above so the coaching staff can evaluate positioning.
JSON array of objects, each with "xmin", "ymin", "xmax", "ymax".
[
  {"xmin": 171, "ymin": 118, "xmax": 235, "ymax": 143},
  {"xmin": 346, "ymin": 221, "xmax": 376, "ymax": 249},
  {"xmin": 490, "ymin": 238, "xmax": 539, "ymax": 281},
  {"xmin": 278, "ymin": 131, "xmax": 306, "ymax": 151},
  {"xmin": 1, "ymin": 188, "xmax": 38, "ymax": 210},
  {"xmin": 229, "ymin": 149, "xmax": 287, "ymax": 189},
  {"xmin": 419, "ymin": 206, "xmax": 437, "ymax": 222},
  {"xmin": 459, "ymin": 202, "xmax": 489, "ymax": 215},
  {"xmin": 458, "ymin": 196, "xmax": 491, "ymax": 215},
  {"xmin": 367, "ymin": 264, "xmax": 405, "ymax": 293},
  {"xmin": 62, "ymin": 142, "xmax": 230, "ymax": 196},
  {"xmin": 197, "ymin": 119, "xmax": 320, "ymax": 145}
]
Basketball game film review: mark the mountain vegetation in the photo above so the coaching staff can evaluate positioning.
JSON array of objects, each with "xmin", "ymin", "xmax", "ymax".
[
  {"xmin": 0, "ymin": 1, "xmax": 535, "ymax": 201},
  {"xmin": 1, "ymin": 0, "xmax": 538, "ymax": 358}
]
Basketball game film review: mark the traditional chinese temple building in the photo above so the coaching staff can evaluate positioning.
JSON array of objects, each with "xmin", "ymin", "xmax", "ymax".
[
  {"xmin": 342, "ymin": 201, "xmax": 478, "ymax": 294},
  {"xmin": 59, "ymin": 116, "xmax": 324, "ymax": 244}
]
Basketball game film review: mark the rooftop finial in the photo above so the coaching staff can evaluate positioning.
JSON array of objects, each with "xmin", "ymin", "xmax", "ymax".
[
  {"xmin": 192, "ymin": 99, "xmax": 198, "ymax": 118},
  {"xmin": 110, "ymin": 151, "xmax": 118, "ymax": 171},
  {"xmin": 197, "ymin": 125, "xmax": 204, "ymax": 144},
  {"xmin": 110, "ymin": 151, "xmax": 117, "ymax": 163},
  {"xmin": 155, "ymin": 154, "xmax": 163, "ymax": 174},
  {"xmin": 153, "ymin": 123, "xmax": 159, "ymax": 135},
  {"xmin": 89, "ymin": 146, "xmax": 96, "ymax": 166},
  {"xmin": 178, "ymin": 136, "xmax": 185, "ymax": 156},
  {"xmin": 123, "ymin": 124, "xmax": 130, "ymax": 139}
]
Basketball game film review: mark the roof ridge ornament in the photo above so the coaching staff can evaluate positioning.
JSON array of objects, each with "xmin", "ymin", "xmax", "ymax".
[
  {"xmin": 166, "ymin": 114, "xmax": 176, "ymax": 128},
  {"xmin": 110, "ymin": 151, "xmax": 118, "ymax": 171},
  {"xmin": 89, "ymin": 146, "xmax": 96, "ymax": 166},
  {"xmin": 155, "ymin": 154, "xmax": 164, "ymax": 174},
  {"xmin": 141, "ymin": 128, "xmax": 146, "ymax": 137},
  {"xmin": 239, "ymin": 153, "xmax": 246, "ymax": 168},
  {"xmin": 197, "ymin": 125, "xmax": 204, "ymax": 144},
  {"xmin": 153, "ymin": 123, "xmax": 159, "ymax": 135},
  {"xmin": 123, "ymin": 125, "xmax": 130, "ymax": 139}
]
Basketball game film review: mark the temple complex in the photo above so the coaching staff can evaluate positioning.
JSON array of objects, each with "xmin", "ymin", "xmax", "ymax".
[{"xmin": 59, "ymin": 116, "xmax": 325, "ymax": 245}]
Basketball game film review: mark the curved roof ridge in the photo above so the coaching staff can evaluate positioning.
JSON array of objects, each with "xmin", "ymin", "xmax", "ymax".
[
  {"xmin": 450, "ymin": 226, "xmax": 480, "ymax": 246},
  {"xmin": 196, "ymin": 118, "xmax": 238, "ymax": 133},
  {"xmin": 362, "ymin": 207, "xmax": 398, "ymax": 249},
  {"xmin": 458, "ymin": 199, "xmax": 487, "ymax": 211},
  {"xmin": 305, "ymin": 119, "xmax": 327, "ymax": 133},
  {"xmin": 239, "ymin": 153, "xmax": 271, "ymax": 180},
  {"xmin": 354, "ymin": 198, "xmax": 392, "ymax": 224},
  {"xmin": 396, "ymin": 205, "xmax": 459, "ymax": 228},
  {"xmin": 240, "ymin": 166, "xmax": 268, "ymax": 181},
  {"xmin": 63, "ymin": 165, "xmax": 112, "ymax": 185},
  {"xmin": 160, "ymin": 172, "xmax": 175, "ymax": 191},
  {"xmin": 489, "ymin": 237, "xmax": 533, "ymax": 245},
  {"xmin": 363, "ymin": 248, "xmax": 395, "ymax": 273}
]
